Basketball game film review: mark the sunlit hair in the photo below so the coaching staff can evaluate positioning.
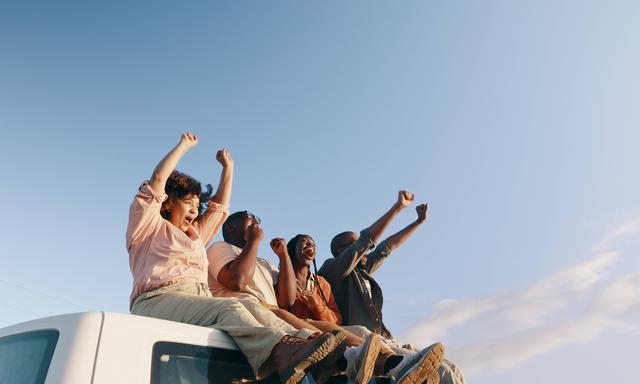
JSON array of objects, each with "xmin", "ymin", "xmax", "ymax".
[
  {"xmin": 287, "ymin": 234, "xmax": 329, "ymax": 306},
  {"xmin": 160, "ymin": 170, "xmax": 213, "ymax": 220}
]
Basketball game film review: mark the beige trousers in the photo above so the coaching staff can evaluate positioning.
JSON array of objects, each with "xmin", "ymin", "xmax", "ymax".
[{"xmin": 131, "ymin": 282, "xmax": 316, "ymax": 375}]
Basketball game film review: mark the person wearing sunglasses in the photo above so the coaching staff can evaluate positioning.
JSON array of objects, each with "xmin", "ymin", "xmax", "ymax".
[
  {"xmin": 207, "ymin": 212, "xmax": 445, "ymax": 384},
  {"xmin": 127, "ymin": 134, "xmax": 347, "ymax": 384}
]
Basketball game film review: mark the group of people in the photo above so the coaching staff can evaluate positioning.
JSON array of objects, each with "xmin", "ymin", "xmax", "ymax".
[{"xmin": 126, "ymin": 133, "xmax": 465, "ymax": 384}]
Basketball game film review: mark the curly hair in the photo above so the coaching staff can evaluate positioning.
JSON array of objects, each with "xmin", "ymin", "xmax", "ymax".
[{"xmin": 160, "ymin": 170, "xmax": 214, "ymax": 220}]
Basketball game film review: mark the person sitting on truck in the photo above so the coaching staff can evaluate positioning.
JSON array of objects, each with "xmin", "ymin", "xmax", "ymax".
[
  {"xmin": 126, "ymin": 133, "xmax": 348, "ymax": 384},
  {"xmin": 207, "ymin": 211, "xmax": 445, "ymax": 384},
  {"xmin": 289, "ymin": 234, "xmax": 465, "ymax": 384},
  {"xmin": 319, "ymin": 190, "xmax": 426, "ymax": 341}
]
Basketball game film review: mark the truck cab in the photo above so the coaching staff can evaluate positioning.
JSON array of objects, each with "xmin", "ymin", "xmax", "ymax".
[{"xmin": 0, "ymin": 312, "xmax": 289, "ymax": 384}]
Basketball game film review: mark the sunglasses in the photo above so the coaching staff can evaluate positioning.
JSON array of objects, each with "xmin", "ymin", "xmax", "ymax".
[{"xmin": 243, "ymin": 211, "xmax": 261, "ymax": 225}]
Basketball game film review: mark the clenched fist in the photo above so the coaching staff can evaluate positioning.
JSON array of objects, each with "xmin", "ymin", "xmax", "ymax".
[
  {"xmin": 245, "ymin": 222, "xmax": 264, "ymax": 243},
  {"xmin": 216, "ymin": 148, "xmax": 233, "ymax": 168},
  {"xmin": 397, "ymin": 190, "xmax": 415, "ymax": 207},
  {"xmin": 416, "ymin": 203, "xmax": 429, "ymax": 223},
  {"xmin": 179, "ymin": 132, "xmax": 199, "ymax": 148},
  {"xmin": 270, "ymin": 238, "xmax": 287, "ymax": 258}
]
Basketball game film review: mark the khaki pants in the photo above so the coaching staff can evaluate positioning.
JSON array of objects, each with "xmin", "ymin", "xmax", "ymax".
[
  {"xmin": 343, "ymin": 325, "xmax": 465, "ymax": 384},
  {"xmin": 131, "ymin": 282, "xmax": 316, "ymax": 375}
]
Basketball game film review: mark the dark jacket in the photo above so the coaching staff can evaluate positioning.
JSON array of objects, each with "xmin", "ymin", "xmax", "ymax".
[{"xmin": 318, "ymin": 229, "xmax": 393, "ymax": 338}]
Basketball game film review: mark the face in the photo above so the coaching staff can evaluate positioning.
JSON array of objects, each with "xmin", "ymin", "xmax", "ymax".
[
  {"xmin": 294, "ymin": 236, "xmax": 317, "ymax": 267},
  {"xmin": 235, "ymin": 211, "xmax": 262, "ymax": 237},
  {"xmin": 167, "ymin": 194, "xmax": 200, "ymax": 232}
]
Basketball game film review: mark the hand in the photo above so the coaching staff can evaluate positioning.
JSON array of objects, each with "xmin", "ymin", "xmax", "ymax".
[
  {"xmin": 397, "ymin": 190, "xmax": 415, "ymax": 208},
  {"xmin": 244, "ymin": 222, "xmax": 264, "ymax": 243},
  {"xmin": 216, "ymin": 148, "xmax": 233, "ymax": 168},
  {"xmin": 299, "ymin": 293, "xmax": 323, "ymax": 310},
  {"xmin": 416, "ymin": 203, "xmax": 429, "ymax": 223},
  {"xmin": 270, "ymin": 238, "xmax": 288, "ymax": 258},
  {"xmin": 179, "ymin": 132, "xmax": 199, "ymax": 149}
]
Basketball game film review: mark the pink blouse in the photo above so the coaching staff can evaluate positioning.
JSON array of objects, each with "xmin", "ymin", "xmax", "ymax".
[{"xmin": 126, "ymin": 182, "xmax": 228, "ymax": 307}]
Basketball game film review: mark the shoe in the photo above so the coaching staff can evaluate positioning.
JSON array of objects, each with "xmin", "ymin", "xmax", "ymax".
[
  {"xmin": 270, "ymin": 333, "xmax": 343, "ymax": 384},
  {"xmin": 389, "ymin": 342, "xmax": 444, "ymax": 384},
  {"xmin": 308, "ymin": 331, "xmax": 350, "ymax": 384},
  {"xmin": 344, "ymin": 333, "xmax": 381, "ymax": 384}
]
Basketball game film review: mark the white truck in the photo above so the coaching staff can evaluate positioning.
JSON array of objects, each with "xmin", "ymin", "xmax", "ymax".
[{"xmin": 0, "ymin": 311, "xmax": 308, "ymax": 384}]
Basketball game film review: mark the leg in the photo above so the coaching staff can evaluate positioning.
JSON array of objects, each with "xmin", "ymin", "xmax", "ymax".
[
  {"xmin": 235, "ymin": 298, "xmax": 316, "ymax": 340},
  {"xmin": 307, "ymin": 320, "xmax": 366, "ymax": 347},
  {"xmin": 270, "ymin": 308, "xmax": 323, "ymax": 333},
  {"xmin": 133, "ymin": 292, "xmax": 284, "ymax": 373}
]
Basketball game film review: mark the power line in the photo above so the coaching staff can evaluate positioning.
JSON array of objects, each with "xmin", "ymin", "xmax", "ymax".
[
  {"xmin": 0, "ymin": 302, "xmax": 41, "ymax": 317},
  {"xmin": 0, "ymin": 279, "xmax": 89, "ymax": 310}
]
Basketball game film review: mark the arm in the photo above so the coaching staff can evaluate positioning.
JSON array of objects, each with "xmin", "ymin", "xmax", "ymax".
[
  {"xmin": 195, "ymin": 148, "xmax": 233, "ymax": 243},
  {"xmin": 210, "ymin": 148, "xmax": 233, "ymax": 207},
  {"xmin": 318, "ymin": 191, "xmax": 415, "ymax": 280},
  {"xmin": 216, "ymin": 223, "xmax": 263, "ymax": 291},
  {"xmin": 149, "ymin": 132, "xmax": 198, "ymax": 194},
  {"xmin": 319, "ymin": 229, "xmax": 375, "ymax": 280},
  {"xmin": 366, "ymin": 203, "xmax": 428, "ymax": 274},
  {"xmin": 367, "ymin": 190, "xmax": 415, "ymax": 243},
  {"xmin": 270, "ymin": 238, "xmax": 297, "ymax": 309}
]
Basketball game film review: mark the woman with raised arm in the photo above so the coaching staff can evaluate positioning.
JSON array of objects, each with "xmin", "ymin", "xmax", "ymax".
[{"xmin": 126, "ymin": 133, "xmax": 345, "ymax": 384}]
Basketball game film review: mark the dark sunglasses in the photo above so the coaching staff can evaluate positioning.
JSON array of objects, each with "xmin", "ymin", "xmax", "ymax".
[{"xmin": 244, "ymin": 211, "xmax": 261, "ymax": 225}]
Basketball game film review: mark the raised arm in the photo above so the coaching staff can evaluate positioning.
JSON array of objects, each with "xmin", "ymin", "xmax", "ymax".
[
  {"xmin": 210, "ymin": 148, "xmax": 233, "ymax": 207},
  {"xmin": 367, "ymin": 190, "xmax": 414, "ymax": 243},
  {"xmin": 217, "ymin": 222, "xmax": 263, "ymax": 291},
  {"xmin": 365, "ymin": 203, "xmax": 429, "ymax": 274},
  {"xmin": 270, "ymin": 238, "xmax": 297, "ymax": 309},
  {"xmin": 149, "ymin": 132, "xmax": 198, "ymax": 194},
  {"xmin": 384, "ymin": 203, "xmax": 428, "ymax": 251},
  {"xmin": 195, "ymin": 148, "xmax": 233, "ymax": 243}
]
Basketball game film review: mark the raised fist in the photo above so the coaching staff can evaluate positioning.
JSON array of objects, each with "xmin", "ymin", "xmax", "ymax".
[
  {"xmin": 416, "ymin": 203, "xmax": 429, "ymax": 223},
  {"xmin": 270, "ymin": 238, "xmax": 287, "ymax": 258},
  {"xmin": 245, "ymin": 222, "xmax": 264, "ymax": 243},
  {"xmin": 179, "ymin": 132, "xmax": 199, "ymax": 148},
  {"xmin": 397, "ymin": 190, "xmax": 415, "ymax": 207},
  {"xmin": 216, "ymin": 148, "xmax": 233, "ymax": 168}
]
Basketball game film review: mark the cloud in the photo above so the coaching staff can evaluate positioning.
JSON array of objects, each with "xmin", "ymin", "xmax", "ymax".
[{"xmin": 401, "ymin": 219, "xmax": 640, "ymax": 376}]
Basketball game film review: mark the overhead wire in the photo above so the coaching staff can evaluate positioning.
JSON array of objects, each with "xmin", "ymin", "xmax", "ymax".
[{"xmin": 0, "ymin": 278, "xmax": 90, "ymax": 311}]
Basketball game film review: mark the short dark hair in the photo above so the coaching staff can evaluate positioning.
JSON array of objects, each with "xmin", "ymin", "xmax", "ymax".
[
  {"xmin": 160, "ymin": 170, "xmax": 213, "ymax": 220},
  {"xmin": 330, "ymin": 231, "xmax": 354, "ymax": 257},
  {"xmin": 222, "ymin": 211, "xmax": 248, "ymax": 242}
]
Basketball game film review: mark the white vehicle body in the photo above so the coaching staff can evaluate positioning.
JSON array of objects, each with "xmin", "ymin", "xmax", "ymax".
[{"xmin": 0, "ymin": 311, "xmax": 283, "ymax": 384}]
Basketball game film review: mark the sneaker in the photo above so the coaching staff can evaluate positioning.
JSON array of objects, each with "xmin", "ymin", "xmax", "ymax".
[
  {"xmin": 270, "ymin": 333, "xmax": 344, "ymax": 384},
  {"xmin": 389, "ymin": 342, "xmax": 444, "ymax": 384},
  {"xmin": 344, "ymin": 333, "xmax": 381, "ymax": 384}
]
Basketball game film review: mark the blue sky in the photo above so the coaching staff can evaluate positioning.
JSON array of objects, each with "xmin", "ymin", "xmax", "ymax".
[{"xmin": 1, "ymin": 1, "xmax": 639, "ymax": 383}]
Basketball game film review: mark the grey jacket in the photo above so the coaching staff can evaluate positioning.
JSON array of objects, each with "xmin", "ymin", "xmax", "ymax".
[{"xmin": 318, "ymin": 229, "xmax": 393, "ymax": 338}]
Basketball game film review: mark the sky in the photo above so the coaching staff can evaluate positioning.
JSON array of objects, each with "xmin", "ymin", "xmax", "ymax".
[{"xmin": 1, "ymin": 1, "xmax": 639, "ymax": 383}]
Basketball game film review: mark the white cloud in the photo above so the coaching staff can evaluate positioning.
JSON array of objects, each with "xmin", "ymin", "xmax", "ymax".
[{"xmin": 401, "ymin": 219, "xmax": 640, "ymax": 376}]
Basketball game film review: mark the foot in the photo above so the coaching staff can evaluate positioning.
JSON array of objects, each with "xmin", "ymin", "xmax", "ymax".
[
  {"xmin": 270, "ymin": 333, "xmax": 344, "ymax": 384},
  {"xmin": 389, "ymin": 342, "xmax": 444, "ymax": 384},
  {"xmin": 308, "ymin": 331, "xmax": 350, "ymax": 384},
  {"xmin": 344, "ymin": 333, "xmax": 381, "ymax": 384}
]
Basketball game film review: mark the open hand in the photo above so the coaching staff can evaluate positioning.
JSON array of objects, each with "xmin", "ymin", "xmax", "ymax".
[
  {"xmin": 216, "ymin": 148, "xmax": 233, "ymax": 168},
  {"xmin": 270, "ymin": 238, "xmax": 287, "ymax": 258},
  {"xmin": 245, "ymin": 222, "xmax": 264, "ymax": 243},
  {"xmin": 397, "ymin": 190, "xmax": 415, "ymax": 207},
  {"xmin": 179, "ymin": 132, "xmax": 199, "ymax": 148},
  {"xmin": 416, "ymin": 203, "xmax": 429, "ymax": 223}
]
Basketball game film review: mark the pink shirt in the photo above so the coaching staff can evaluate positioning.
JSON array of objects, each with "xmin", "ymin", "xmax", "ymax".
[{"xmin": 126, "ymin": 182, "xmax": 228, "ymax": 307}]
